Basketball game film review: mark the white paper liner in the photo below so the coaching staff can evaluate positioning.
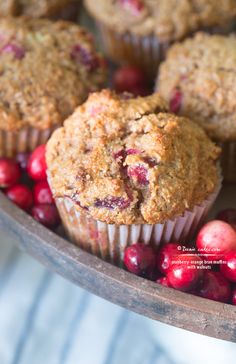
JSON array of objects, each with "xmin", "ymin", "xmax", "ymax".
[
  {"xmin": 0, "ymin": 126, "xmax": 58, "ymax": 157},
  {"xmin": 219, "ymin": 141, "xmax": 236, "ymax": 182},
  {"xmin": 55, "ymin": 177, "xmax": 222, "ymax": 266}
]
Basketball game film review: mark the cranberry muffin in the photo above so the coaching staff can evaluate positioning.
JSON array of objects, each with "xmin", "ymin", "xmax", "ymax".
[
  {"xmin": 84, "ymin": 0, "xmax": 236, "ymax": 78},
  {"xmin": 158, "ymin": 32, "xmax": 236, "ymax": 181},
  {"xmin": 46, "ymin": 90, "xmax": 221, "ymax": 264},
  {"xmin": 0, "ymin": 17, "xmax": 106, "ymax": 157},
  {"xmin": 0, "ymin": 0, "xmax": 80, "ymax": 21}
]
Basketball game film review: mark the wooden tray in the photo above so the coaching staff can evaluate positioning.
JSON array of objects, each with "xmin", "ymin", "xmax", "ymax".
[{"xmin": 0, "ymin": 185, "xmax": 236, "ymax": 343}]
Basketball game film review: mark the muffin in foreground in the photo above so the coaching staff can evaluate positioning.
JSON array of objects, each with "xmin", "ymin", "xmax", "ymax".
[
  {"xmin": 0, "ymin": 0, "xmax": 80, "ymax": 21},
  {"xmin": 0, "ymin": 17, "xmax": 106, "ymax": 157},
  {"xmin": 47, "ymin": 90, "xmax": 221, "ymax": 264},
  {"xmin": 84, "ymin": 0, "xmax": 236, "ymax": 78},
  {"xmin": 157, "ymin": 32, "xmax": 236, "ymax": 182}
]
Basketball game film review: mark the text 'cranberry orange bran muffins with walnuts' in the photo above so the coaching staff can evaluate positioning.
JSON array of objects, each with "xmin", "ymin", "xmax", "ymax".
[
  {"xmin": 84, "ymin": 0, "xmax": 236, "ymax": 78},
  {"xmin": 46, "ymin": 90, "xmax": 221, "ymax": 265},
  {"xmin": 157, "ymin": 32, "xmax": 236, "ymax": 182},
  {"xmin": 0, "ymin": 0, "xmax": 80, "ymax": 21},
  {"xmin": 0, "ymin": 17, "xmax": 106, "ymax": 157}
]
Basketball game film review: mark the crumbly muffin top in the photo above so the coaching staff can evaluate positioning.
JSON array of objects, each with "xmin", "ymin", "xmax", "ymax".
[
  {"xmin": 0, "ymin": 17, "xmax": 106, "ymax": 131},
  {"xmin": 46, "ymin": 90, "xmax": 220, "ymax": 225},
  {"xmin": 158, "ymin": 32, "xmax": 236, "ymax": 141},
  {"xmin": 85, "ymin": 0, "xmax": 236, "ymax": 40},
  {"xmin": 0, "ymin": 0, "xmax": 78, "ymax": 18}
]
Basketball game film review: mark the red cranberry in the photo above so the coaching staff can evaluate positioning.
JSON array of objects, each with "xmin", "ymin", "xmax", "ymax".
[
  {"xmin": 113, "ymin": 66, "xmax": 148, "ymax": 95},
  {"xmin": 16, "ymin": 152, "xmax": 30, "ymax": 172},
  {"xmin": 216, "ymin": 208, "xmax": 236, "ymax": 226},
  {"xmin": 220, "ymin": 252, "xmax": 236, "ymax": 282},
  {"xmin": 119, "ymin": 0, "xmax": 144, "ymax": 15},
  {"xmin": 1, "ymin": 43, "xmax": 25, "ymax": 59},
  {"xmin": 94, "ymin": 196, "xmax": 130, "ymax": 210},
  {"xmin": 169, "ymin": 89, "xmax": 182, "ymax": 114},
  {"xmin": 156, "ymin": 243, "xmax": 183, "ymax": 275},
  {"xmin": 127, "ymin": 165, "xmax": 148, "ymax": 185},
  {"xmin": 196, "ymin": 220, "xmax": 236, "ymax": 261},
  {"xmin": 0, "ymin": 158, "xmax": 21, "ymax": 188},
  {"xmin": 33, "ymin": 181, "xmax": 54, "ymax": 205},
  {"xmin": 156, "ymin": 276, "xmax": 172, "ymax": 288},
  {"xmin": 167, "ymin": 254, "xmax": 203, "ymax": 292},
  {"xmin": 27, "ymin": 145, "xmax": 47, "ymax": 181},
  {"xmin": 31, "ymin": 204, "xmax": 60, "ymax": 229},
  {"xmin": 6, "ymin": 184, "xmax": 33, "ymax": 211},
  {"xmin": 232, "ymin": 286, "xmax": 236, "ymax": 305},
  {"xmin": 71, "ymin": 44, "xmax": 99, "ymax": 72},
  {"xmin": 124, "ymin": 243, "xmax": 156, "ymax": 279},
  {"xmin": 198, "ymin": 271, "xmax": 231, "ymax": 303}
]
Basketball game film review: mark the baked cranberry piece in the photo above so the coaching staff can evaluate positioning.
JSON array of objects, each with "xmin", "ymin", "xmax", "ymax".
[
  {"xmin": 0, "ymin": 158, "xmax": 20, "ymax": 188},
  {"xmin": 113, "ymin": 66, "xmax": 149, "ymax": 96},
  {"xmin": 71, "ymin": 44, "xmax": 99, "ymax": 72},
  {"xmin": 156, "ymin": 276, "xmax": 172, "ymax": 288},
  {"xmin": 167, "ymin": 254, "xmax": 203, "ymax": 292},
  {"xmin": 31, "ymin": 204, "xmax": 60, "ymax": 229},
  {"xmin": 119, "ymin": 0, "xmax": 144, "ymax": 15},
  {"xmin": 6, "ymin": 184, "xmax": 33, "ymax": 211},
  {"xmin": 124, "ymin": 243, "xmax": 156, "ymax": 279},
  {"xmin": 16, "ymin": 152, "xmax": 30, "ymax": 172},
  {"xmin": 27, "ymin": 145, "xmax": 47, "ymax": 181},
  {"xmin": 127, "ymin": 165, "xmax": 148, "ymax": 186},
  {"xmin": 33, "ymin": 181, "xmax": 54, "ymax": 205},
  {"xmin": 157, "ymin": 243, "xmax": 183, "ymax": 275},
  {"xmin": 216, "ymin": 208, "xmax": 236, "ymax": 226},
  {"xmin": 198, "ymin": 271, "xmax": 231, "ymax": 303},
  {"xmin": 232, "ymin": 286, "xmax": 236, "ymax": 305},
  {"xmin": 220, "ymin": 252, "xmax": 236, "ymax": 282},
  {"xmin": 169, "ymin": 89, "xmax": 182, "ymax": 114},
  {"xmin": 94, "ymin": 196, "xmax": 130, "ymax": 210},
  {"xmin": 196, "ymin": 220, "xmax": 236, "ymax": 261},
  {"xmin": 1, "ymin": 43, "xmax": 25, "ymax": 59}
]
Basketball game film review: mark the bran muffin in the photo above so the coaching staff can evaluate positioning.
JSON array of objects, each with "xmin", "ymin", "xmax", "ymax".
[
  {"xmin": 84, "ymin": 0, "xmax": 236, "ymax": 78},
  {"xmin": 157, "ymin": 32, "xmax": 236, "ymax": 181},
  {"xmin": 46, "ymin": 90, "xmax": 221, "ymax": 264},
  {"xmin": 0, "ymin": 0, "xmax": 80, "ymax": 21},
  {"xmin": 0, "ymin": 17, "xmax": 106, "ymax": 157}
]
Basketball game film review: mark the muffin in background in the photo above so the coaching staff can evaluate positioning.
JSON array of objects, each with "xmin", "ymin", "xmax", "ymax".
[
  {"xmin": 0, "ymin": 0, "xmax": 80, "ymax": 21},
  {"xmin": 84, "ymin": 0, "xmax": 236, "ymax": 78},
  {"xmin": 46, "ymin": 89, "xmax": 221, "ymax": 265},
  {"xmin": 0, "ymin": 17, "xmax": 106, "ymax": 157},
  {"xmin": 157, "ymin": 32, "xmax": 236, "ymax": 182}
]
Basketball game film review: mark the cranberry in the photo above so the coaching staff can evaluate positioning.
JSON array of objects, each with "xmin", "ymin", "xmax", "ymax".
[
  {"xmin": 16, "ymin": 152, "xmax": 30, "ymax": 172},
  {"xmin": 232, "ymin": 286, "xmax": 236, "ymax": 305},
  {"xmin": 216, "ymin": 208, "xmax": 236, "ymax": 226},
  {"xmin": 220, "ymin": 252, "xmax": 236, "ymax": 282},
  {"xmin": 119, "ymin": 0, "xmax": 144, "ymax": 15},
  {"xmin": 156, "ymin": 243, "xmax": 183, "ymax": 275},
  {"xmin": 31, "ymin": 204, "xmax": 60, "ymax": 229},
  {"xmin": 124, "ymin": 243, "xmax": 156, "ymax": 279},
  {"xmin": 167, "ymin": 254, "xmax": 203, "ymax": 292},
  {"xmin": 0, "ymin": 158, "xmax": 20, "ymax": 188},
  {"xmin": 198, "ymin": 271, "xmax": 231, "ymax": 303},
  {"xmin": 127, "ymin": 165, "xmax": 148, "ymax": 185},
  {"xmin": 1, "ymin": 43, "xmax": 25, "ymax": 59},
  {"xmin": 27, "ymin": 145, "xmax": 47, "ymax": 181},
  {"xmin": 6, "ymin": 184, "xmax": 33, "ymax": 211},
  {"xmin": 156, "ymin": 276, "xmax": 172, "ymax": 288},
  {"xmin": 94, "ymin": 196, "xmax": 130, "ymax": 210},
  {"xmin": 113, "ymin": 66, "xmax": 148, "ymax": 95},
  {"xmin": 196, "ymin": 220, "xmax": 236, "ymax": 261},
  {"xmin": 169, "ymin": 89, "xmax": 182, "ymax": 114},
  {"xmin": 33, "ymin": 181, "xmax": 54, "ymax": 205},
  {"xmin": 71, "ymin": 44, "xmax": 99, "ymax": 72},
  {"xmin": 126, "ymin": 149, "xmax": 142, "ymax": 155}
]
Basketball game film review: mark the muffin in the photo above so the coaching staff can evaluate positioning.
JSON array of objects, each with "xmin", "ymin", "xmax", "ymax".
[
  {"xmin": 157, "ymin": 32, "xmax": 236, "ymax": 182},
  {"xmin": 46, "ymin": 89, "xmax": 221, "ymax": 265},
  {"xmin": 0, "ymin": 0, "xmax": 80, "ymax": 21},
  {"xmin": 0, "ymin": 17, "xmax": 106, "ymax": 157},
  {"xmin": 84, "ymin": 0, "xmax": 236, "ymax": 78}
]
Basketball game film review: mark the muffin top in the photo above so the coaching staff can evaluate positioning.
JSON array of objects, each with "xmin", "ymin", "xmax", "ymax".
[
  {"xmin": 0, "ymin": 17, "xmax": 106, "ymax": 131},
  {"xmin": 158, "ymin": 32, "xmax": 236, "ymax": 141},
  {"xmin": 0, "ymin": 0, "xmax": 78, "ymax": 18},
  {"xmin": 85, "ymin": 0, "xmax": 236, "ymax": 40},
  {"xmin": 46, "ymin": 90, "xmax": 220, "ymax": 225}
]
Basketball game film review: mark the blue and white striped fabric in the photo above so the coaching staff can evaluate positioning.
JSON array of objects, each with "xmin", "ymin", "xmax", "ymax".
[{"xmin": 0, "ymin": 225, "xmax": 236, "ymax": 364}]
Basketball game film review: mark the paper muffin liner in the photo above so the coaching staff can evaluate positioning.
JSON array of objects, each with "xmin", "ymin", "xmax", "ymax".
[
  {"xmin": 54, "ymin": 177, "xmax": 222, "ymax": 266},
  {"xmin": 0, "ymin": 126, "xmax": 58, "ymax": 157},
  {"xmin": 219, "ymin": 141, "xmax": 236, "ymax": 183},
  {"xmin": 49, "ymin": 1, "xmax": 80, "ymax": 21}
]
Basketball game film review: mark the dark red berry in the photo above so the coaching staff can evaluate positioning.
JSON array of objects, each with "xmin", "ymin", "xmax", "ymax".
[
  {"xmin": 113, "ymin": 66, "xmax": 148, "ymax": 95},
  {"xmin": 0, "ymin": 158, "xmax": 21, "ymax": 188},
  {"xmin": 232, "ymin": 286, "xmax": 236, "ymax": 305},
  {"xmin": 6, "ymin": 184, "xmax": 33, "ymax": 211},
  {"xmin": 220, "ymin": 252, "xmax": 236, "ymax": 282},
  {"xmin": 127, "ymin": 165, "xmax": 148, "ymax": 185},
  {"xmin": 33, "ymin": 181, "xmax": 54, "ymax": 205},
  {"xmin": 156, "ymin": 276, "xmax": 172, "ymax": 288},
  {"xmin": 216, "ymin": 208, "xmax": 236, "ymax": 226},
  {"xmin": 198, "ymin": 271, "xmax": 231, "ymax": 303},
  {"xmin": 167, "ymin": 254, "xmax": 203, "ymax": 292},
  {"xmin": 1, "ymin": 43, "xmax": 25, "ymax": 59},
  {"xmin": 119, "ymin": 0, "xmax": 144, "ymax": 15},
  {"xmin": 156, "ymin": 243, "xmax": 183, "ymax": 275},
  {"xmin": 31, "ymin": 204, "xmax": 60, "ymax": 229},
  {"xmin": 71, "ymin": 44, "xmax": 99, "ymax": 72},
  {"xmin": 16, "ymin": 152, "xmax": 30, "ymax": 172},
  {"xmin": 27, "ymin": 145, "xmax": 47, "ymax": 181},
  {"xmin": 94, "ymin": 196, "xmax": 130, "ymax": 210},
  {"xmin": 124, "ymin": 243, "xmax": 156, "ymax": 279},
  {"xmin": 169, "ymin": 89, "xmax": 182, "ymax": 114}
]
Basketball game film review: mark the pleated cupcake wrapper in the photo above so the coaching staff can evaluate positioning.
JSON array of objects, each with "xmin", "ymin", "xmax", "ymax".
[
  {"xmin": 0, "ymin": 126, "xmax": 58, "ymax": 157},
  {"xmin": 219, "ymin": 141, "xmax": 236, "ymax": 183},
  {"xmin": 55, "ymin": 178, "xmax": 221, "ymax": 267},
  {"xmin": 49, "ymin": 1, "xmax": 80, "ymax": 21}
]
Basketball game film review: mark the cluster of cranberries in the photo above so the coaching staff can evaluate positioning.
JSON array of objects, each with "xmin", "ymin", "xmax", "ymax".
[
  {"xmin": 0, "ymin": 145, "xmax": 60, "ymax": 229},
  {"xmin": 124, "ymin": 216, "xmax": 236, "ymax": 305}
]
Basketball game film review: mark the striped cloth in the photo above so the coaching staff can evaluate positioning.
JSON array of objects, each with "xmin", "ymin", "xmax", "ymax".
[{"xmin": 0, "ymin": 225, "xmax": 236, "ymax": 364}]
